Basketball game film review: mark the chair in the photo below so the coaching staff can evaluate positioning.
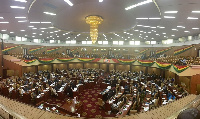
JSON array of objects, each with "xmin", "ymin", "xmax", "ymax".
[{"xmin": 98, "ymin": 98, "xmax": 105, "ymax": 110}]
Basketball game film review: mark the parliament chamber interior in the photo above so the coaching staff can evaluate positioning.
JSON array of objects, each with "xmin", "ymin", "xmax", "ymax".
[{"xmin": 1, "ymin": 0, "xmax": 200, "ymax": 119}]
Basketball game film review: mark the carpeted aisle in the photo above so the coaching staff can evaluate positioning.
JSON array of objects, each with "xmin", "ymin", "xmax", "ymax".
[{"xmin": 79, "ymin": 87, "xmax": 116, "ymax": 118}]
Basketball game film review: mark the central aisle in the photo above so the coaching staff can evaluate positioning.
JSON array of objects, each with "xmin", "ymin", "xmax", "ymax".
[{"xmin": 79, "ymin": 87, "xmax": 116, "ymax": 118}]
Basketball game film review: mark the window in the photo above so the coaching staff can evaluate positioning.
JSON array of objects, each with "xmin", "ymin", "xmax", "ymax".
[
  {"xmin": 50, "ymin": 40, "xmax": 55, "ymax": 43},
  {"xmin": 16, "ymin": 36, "xmax": 21, "ymax": 41},
  {"xmin": 82, "ymin": 41, "xmax": 87, "ymax": 44},
  {"xmin": 135, "ymin": 41, "xmax": 140, "ymax": 45},
  {"xmin": 103, "ymin": 41, "xmax": 108, "ymax": 44},
  {"xmin": 113, "ymin": 41, "xmax": 118, "ymax": 45},
  {"xmin": 33, "ymin": 39, "xmax": 39, "ymax": 43},
  {"xmin": 119, "ymin": 41, "xmax": 124, "ymax": 45},
  {"xmin": 130, "ymin": 41, "xmax": 135, "ymax": 45},
  {"xmin": 151, "ymin": 41, "xmax": 156, "ymax": 44},
  {"xmin": 98, "ymin": 41, "xmax": 102, "ymax": 44}
]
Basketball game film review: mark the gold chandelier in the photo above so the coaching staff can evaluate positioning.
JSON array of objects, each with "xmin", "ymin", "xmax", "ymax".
[{"xmin": 85, "ymin": 15, "xmax": 103, "ymax": 44}]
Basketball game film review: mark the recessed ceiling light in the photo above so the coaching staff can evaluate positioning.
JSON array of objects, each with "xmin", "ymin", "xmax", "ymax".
[
  {"xmin": 156, "ymin": 34, "xmax": 159, "ymax": 35},
  {"xmin": 10, "ymin": 6, "xmax": 25, "ymax": 9},
  {"xmin": 177, "ymin": 26, "xmax": 185, "ymax": 28},
  {"xmin": 125, "ymin": 0, "xmax": 153, "ymax": 10},
  {"xmin": 143, "ymin": 26, "xmax": 150, "ymax": 27},
  {"xmin": 172, "ymin": 29, "xmax": 178, "ymax": 31},
  {"xmin": 32, "ymin": 28, "xmax": 37, "ymax": 29},
  {"xmin": 32, "ymin": 33, "xmax": 36, "ymax": 34},
  {"xmin": 41, "ymin": 31, "xmax": 44, "ymax": 32},
  {"xmin": 20, "ymin": 30, "xmax": 25, "ymax": 31},
  {"xmin": 164, "ymin": 16, "xmax": 175, "ymax": 18},
  {"xmin": 39, "ymin": 34, "xmax": 42, "ymax": 35},
  {"xmin": 137, "ymin": 25, "xmax": 143, "ymax": 26},
  {"xmin": 192, "ymin": 28, "xmax": 199, "ymax": 30},
  {"xmin": 28, "ymin": 26, "xmax": 34, "ymax": 27},
  {"xmin": 43, "ymin": 12, "xmax": 56, "ymax": 16},
  {"xmin": 136, "ymin": 18, "xmax": 148, "ymax": 19},
  {"xmin": 14, "ymin": 0, "xmax": 27, "ymax": 3},
  {"xmin": 40, "ymin": 28, "xmax": 47, "ymax": 29},
  {"xmin": 184, "ymin": 31, "xmax": 190, "ymax": 32},
  {"xmin": 1, "ymin": 30, "xmax": 6, "ymax": 31},
  {"xmin": 0, "ymin": 22, "xmax": 9, "ymax": 23},
  {"xmin": 49, "ymin": 27, "xmax": 54, "ymax": 29},
  {"xmin": 164, "ymin": 11, "xmax": 178, "ymax": 13},
  {"xmin": 30, "ymin": 22, "xmax": 40, "ymax": 23},
  {"xmin": 187, "ymin": 17, "xmax": 198, "ymax": 19},
  {"xmin": 162, "ymin": 33, "xmax": 166, "ymax": 34},
  {"xmin": 149, "ymin": 18, "xmax": 161, "ymax": 19},
  {"xmin": 64, "ymin": 0, "xmax": 73, "ymax": 6},
  {"xmin": 0, "ymin": 17, "xmax": 4, "ymax": 19},
  {"xmin": 99, "ymin": 0, "xmax": 103, "ymax": 2},
  {"xmin": 10, "ymin": 32, "xmax": 14, "ymax": 33},
  {"xmin": 15, "ymin": 17, "xmax": 26, "ymax": 19},
  {"xmin": 134, "ymin": 30, "xmax": 139, "ymax": 31},
  {"xmin": 159, "ymin": 27, "xmax": 165, "ymax": 29},
  {"xmin": 171, "ymin": 35, "xmax": 175, "ymax": 36},
  {"xmin": 41, "ymin": 22, "xmax": 51, "ymax": 24},
  {"xmin": 150, "ymin": 27, "xmax": 156, "ymax": 28},
  {"xmin": 18, "ymin": 20, "xmax": 27, "ymax": 22},
  {"xmin": 192, "ymin": 11, "xmax": 200, "ymax": 13},
  {"xmin": 32, "ymin": 36, "xmax": 35, "ymax": 37}
]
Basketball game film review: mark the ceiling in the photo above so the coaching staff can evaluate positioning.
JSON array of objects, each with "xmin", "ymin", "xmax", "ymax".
[{"xmin": 1, "ymin": 0, "xmax": 200, "ymax": 44}]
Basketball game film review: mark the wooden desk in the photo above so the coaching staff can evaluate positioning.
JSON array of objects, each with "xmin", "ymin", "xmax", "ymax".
[{"xmin": 116, "ymin": 97, "xmax": 134, "ymax": 117}]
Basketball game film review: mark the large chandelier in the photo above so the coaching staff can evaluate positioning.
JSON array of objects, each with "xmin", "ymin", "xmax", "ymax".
[{"xmin": 85, "ymin": 15, "xmax": 103, "ymax": 44}]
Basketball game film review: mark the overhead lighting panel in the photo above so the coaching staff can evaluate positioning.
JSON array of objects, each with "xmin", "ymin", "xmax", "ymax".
[
  {"xmin": 187, "ymin": 17, "xmax": 198, "ymax": 19},
  {"xmin": 99, "ymin": 0, "xmax": 103, "ymax": 2},
  {"xmin": 64, "ymin": 0, "xmax": 73, "ymax": 6},
  {"xmin": 164, "ymin": 16, "xmax": 175, "ymax": 18},
  {"xmin": 0, "ymin": 22, "xmax": 9, "ymax": 23},
  {"xmin": 43, "ymin": 12, "xmax": 56, "ymax": 16},
  {"xmin": 164, "ymin": 11, "xmax": 178, "ymax": 13},
  {"xmin": 10, "ymin": 6, "xmax": 25, "ymax": 9},
  {"xmin": 136, "ymin": 18, "xmax": 148, "ymax": 19},
  {"xmin": 15, "ymin": 17, "xmax": 26, "ymax": 19},
  {"xmin": 18, "ymin": 20, "xmax": 27, "ymax": 22},
  {"xmin": 14, "ymin": 0, "xmax": 27, "ymax": 3},
  {"xmin": 125, "ymin": 0, "xmax": 153, "ymax": 10},
  {"xmin": 192, "ymin": 11, "xmax": 200, "ymax": 13},
  {"xmin": 0, "ymin": 17, "xmax": 4, "ymax": 19},
  {"xmin": 149, "ymin": 18, "xmax": 161, "ymax": 19}
]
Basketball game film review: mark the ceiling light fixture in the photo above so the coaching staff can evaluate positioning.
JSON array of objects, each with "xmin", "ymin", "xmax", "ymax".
[
  {"xmin": 10, "ymin": 6, "xmax": 25, "ymax": 9},
  {"xmin": 187, "ymin": 17, "xmax": 198, "ymax": 19},
  {"xmin": 18, "ymin": 20, "xmax": 27, "ymax": 22},
  {"xmin": 41, "ymin": 22, "xmax": 51, "ymax": 24},
  {"xmin": 192, "ymin": 11, "xmax": 200, "ymax": 13},
  {"xmin": 125, "ymin": 0, "xmax": 153, "ymax": 10},
  {"xmin": 0, "ymin": 17, "xmax": 4, "ymax": 19},
  {"xmin": 164, "ymin": 11, "xmax": 178, "ymax": 13},
  {"xmin": 149, "ymin": 18, "xmax": 161, "ymax": 19},
  {"xmin": 43, "ymin": 12, "xmax": 56, "ymax": 16},
  {"xmin": 15, "ymin": 17, "xmax": 26, "ymax": 19},
  {"xmin": 192, "ymin": 28, "xmax": 199, "ymax": 29},
  {"xmin": 99, "ymin": 0, "xmax": 103, "ymax": 2},
  {"xmin": 177, "ymin": 26, "xmax": 185, "ymax": 28},
  {"xmin": 0, "ymin": 22, "xmax": 9, "ymax": 23},
  {"xmin": 30, "ymin": 22, "xmax": 40, "ymax": 23},
  {"xmin": 86, "ymin": 15, "xmax": 103, "ymax": 44},
  {"xmin": 64, "ymin": 0, "xmax": 73, "ymax": 6},
  {"xmin": 136, "ymin": 18, "xmax": 148, "ymax": 19},
  {"xmin": 14, "ymin": 0, "xmax": 27, "ymax": 3},
  {"xmin": 164, "ymin": 16, "xmax": 175, "ymax": 18}
]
